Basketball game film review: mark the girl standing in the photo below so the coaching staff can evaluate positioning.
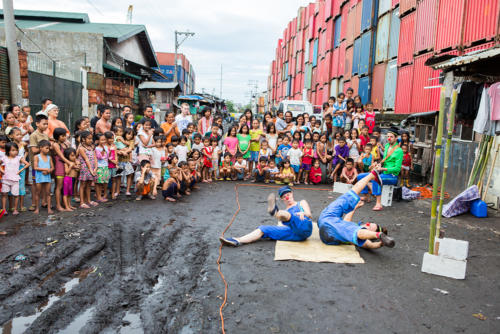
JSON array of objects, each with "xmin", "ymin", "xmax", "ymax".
[
  {"xmin": 198, "ymin": 108, "xmax": 213, "ymax": 136},
  {"xmin": 119, "ymin": 128, "xmax": 136, "ymax": 195},
  {"xmin": 77, "ymin": 131, "xmax": 98, "ymax": 208},
  {"xmin": 316, "ymin": 133, "xmax": 331, "ymax": 184},
  {"xmin": 1, "ymin": 142, "xmax": 29, "ymax": 215},
  {"xmin": 52, "ymin": 128, "xmax": 71, "ymax": 211},
  {"xmin": 265, "ymin": 123, "xmax": 278, "ymax": 155},
  {"xmin": 124, "ymin": 113, "xmax": 135, "ymax": 130},
  {"xmin": 348, "ymin": 129, "xmax": 361, "ymax": 160},
  {"xmin": 237, "ymin": 125, "xmax": 251, "ymax": 178},
  {"xmin": 95, "ymin": 134, "xmax": 110, "ymax": 202},
  {"xmin": 9, "ymin": 128, "xmax": 28, "ymax": 212},
  {"xmin": 33, "ymin": 140, "xmax": 53, "ymax": 214},
  {"xmin": 62, "ymin": 148, "xmax": 79, "ymax": 211},
  {"xmin": 223, "ymin": 126, "xmax": 238, "ymax": 162},
  {"xmin": 105, "ymin": 132, "xmax": 119, "ymax": 199},
  {"xmin": 201, "ymin": 137, "xmax": 213, "ymax": 183},
  {"xmin": 137, "ymin": 119, "xmax": 154, "ymax": 162}
]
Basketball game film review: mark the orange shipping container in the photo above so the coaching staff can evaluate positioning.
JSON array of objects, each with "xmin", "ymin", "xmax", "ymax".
[
  {"xmin": 463, "ymin": 0, "xmax": 500, "ymax": 47},
  {"xmin": 371, "ymin": 63, "xmax": 386, "ymax": 110},
  {"xmin": 344, "ymin": 46, "xmax": 353, "ymax": 81}
]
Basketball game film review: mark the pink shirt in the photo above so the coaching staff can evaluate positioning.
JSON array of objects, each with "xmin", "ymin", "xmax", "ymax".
[
  {"xmin": 489, "ymin": 82, "xmax": 500, "ymax": 121},
  {"xmin": 224, "ymin": 136, "xmax": 239, "ymax": 155},
  {"xmin": 1, "ymin": 156, "xmax": 21, "ymax": 181}
]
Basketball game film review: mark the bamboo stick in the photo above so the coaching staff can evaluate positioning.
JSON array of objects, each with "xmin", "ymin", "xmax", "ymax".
[
  {"xmin": 436, "ymin": 89, "xmax": 458, "ymax": 238},
  {"xmin": 429, "ymin": 85, "xmax": 447, "ymax": 255},
  {"xmin": 469, "ymin": 135, "xmax": 490, "ymax": 187},
  {"xmin": 477, "ymin": 136, "xmax": 494, "ymax": 193},
  {"xmin": 482, "ymin": 142, "xmax": 499, "ymax": 201},
  {"xmin": 468, "ymin": 135, "xmax": 487, "ymax": 187}
]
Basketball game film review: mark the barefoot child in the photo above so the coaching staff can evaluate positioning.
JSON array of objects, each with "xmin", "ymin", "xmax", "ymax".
[
  {"xmin": 201, "ymin": 136, "xmax": 213, "ymax": 182},
  {"xmin": 219, "ymin": 152, "xmax": 233, "ymax": 180},
  {"xmin": 33, "ymin": 140, "xmax": 54, "ymax": 214},
  {"xmin": 77, "ymin": 131, "xmax": 97, "ymax": 209},
  {"xmin": 135, "ymin": 159, "xmax": 156, "ymax": 200},
  {"xmin": 340, "ymin": 158, "xmax": 358, "ymax": 184},
  {"xmin": 401, "ymin": 144, "xmax": 412, "ymax": 187},
  {"xmin": 8, "ymin": 128, "xmax": 29, "ymax": 212},
  {"xmin": 62, "ymin": 148, "xmax": 80, "ymax": 211},
  {"xmin": 279, "ymin": 159, "xmax": 295, "ymax": 186},
  {"xmin": 95, "ymin": 134, "xmax": 110, "ymax": 203},
  {"xmin": 52, "ymin": 128, "xmax": 71, "ymax": 211},
  {"xmin": 309, "ymin": 159, "xmax": 322, "ymax": 185},
  {"xmin": 301, "ymin": 139, "xmax": 314, "ymax": 184},
  {"xmin": 1, "ymin": 143, "xmax": 29, "ymax": 215},
  {"xmin": 331, "ymin": 137, "xmax": 349, "ymax": 182},
  {"xmin": 162, "ymin": 167, "xmax": 180, "ymax": 202},
  {"xmin": 233, "ymin": 153, "xmax": 247, "ymax": 181}
]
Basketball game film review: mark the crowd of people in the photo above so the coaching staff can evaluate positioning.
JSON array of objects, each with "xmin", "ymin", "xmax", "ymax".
[{"xmin": 0, "ymin": 88, "xmax": 413, "ymax": 218}]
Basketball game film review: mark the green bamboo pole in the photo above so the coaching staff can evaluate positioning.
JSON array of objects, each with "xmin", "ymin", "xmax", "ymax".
[
  {"xmin": 477, "ymin": 136, "xmax": 494, "ymax": 192},
  {"xmin": 429, "ymin": 85, "xmax": 447, "ymax": 254},
  {"xmin": 468, "ymin": 135, "xmax": 490, "ymax": 187},
  {"xmin": 436, "ymin": 89, "xmax": 458, "ymax": 243},
  {"xmin": 467, "ymin": 136, "xmax": 485, "ymax": 186}
]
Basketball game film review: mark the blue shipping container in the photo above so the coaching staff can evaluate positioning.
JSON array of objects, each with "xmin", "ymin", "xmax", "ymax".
[
  {"xmin": 359, "ymin": 30, "xmax": 374, "ymax": 76},
  {"xmin": 361, "ymin": 0, "xmax": 379, "ymax": 33},
  {"xmin": 383, "ymin": 59, "xmax": 398, "ymax": 109},
  {"xmin": 388, "ymin": 8, "xmax": 400, "ymax": 60},
  {"xmin": 334, "ymin": 16, "xmax": 342, "ymax": 48},
  {"xmin": 287, "ymin": 76, "xmax": 292, "ymax": 96},
  {"xmin": 352, "ymin": 38, "xmax": 361, "ymax": 75},
  {"xmin": 312, "ymin": 39, "xmax": 319, "ymax": 67},
  {"xmin": 358, "ymin": 76, "xmax": 371, "ymax": 105}
]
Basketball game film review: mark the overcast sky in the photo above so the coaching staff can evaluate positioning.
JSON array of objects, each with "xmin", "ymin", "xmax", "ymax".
[{"xmin": 13, "ymin": 0, "xmax": 309, "ymax": 104}]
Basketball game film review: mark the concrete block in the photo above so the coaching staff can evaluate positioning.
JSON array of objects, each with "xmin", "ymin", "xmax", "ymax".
[
  {"xmin": 333, "ymin": 182, "xmax": 352, "ymax": 194},
  {"xmin": 421, "ymin": 252, "xmax": 467, "ymax": 279},
  {"xmin": 381, "ymin": 185, "xmax": 394, "ymax": 207},
  {"xmin": 436, "ymin": 238, "xmax": 469, "ymax": 261}
]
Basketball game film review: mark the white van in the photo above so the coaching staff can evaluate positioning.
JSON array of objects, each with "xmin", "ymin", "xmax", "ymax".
[{"xmin": 277, "ymin": 100, "xmax": 322, "ymax": 121}]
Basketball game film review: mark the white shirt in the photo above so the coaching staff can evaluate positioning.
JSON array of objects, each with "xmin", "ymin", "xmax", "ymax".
[
  {"xmin": 288, "ymin": 148, "xmax": 303, "ymax": 166},
  {"xmin": 192, "ymin": 142, "xmax": 204, "ymax": 151},
  {"xmin": 174, "ymin": 145, "xmax": 188, "ymax": 162},
  {"xmin": 150, "ymin": 147, "xmax": 163, "ymax": 169},
  {"xmin": 175, "ymin": 113, "xmax": 193, "ymax": 133},
  {"xmin": 266, "ymin": 134, "xmax": 278, "ymax": 152},
  {"xmin": 234, "ymin": 159, "xmax": 247, "ymax": 171}
]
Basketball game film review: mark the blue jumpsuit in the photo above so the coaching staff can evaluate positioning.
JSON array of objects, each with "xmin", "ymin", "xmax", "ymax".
[
  {"xmin": 317, "ymin": 190, "xmax": 367, "ymax": 247},
  {"xmin": 259, "ymin": 202, "xmax": 313, "ymax": 241},
  {"xmin": 356, "ymin": 172, "xmax": 398, "ymax": 196}
]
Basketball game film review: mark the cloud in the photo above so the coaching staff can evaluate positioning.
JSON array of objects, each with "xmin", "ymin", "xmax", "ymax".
[{"xmin": 12, "ymin": 0, "xmax": 310, "ymax": 103}]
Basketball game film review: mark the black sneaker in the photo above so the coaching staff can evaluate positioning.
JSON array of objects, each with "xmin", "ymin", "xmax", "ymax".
[
  {"xmin": 379, "ymin": 233, "xmax": 395, "ymax": 248},
  {"xmin": 267, "ymin": 193, "xmax": 278, "ymax": 216},
  {"xmin": 219, "ymin": 237, "xmax": 240, "ymax": 247}
]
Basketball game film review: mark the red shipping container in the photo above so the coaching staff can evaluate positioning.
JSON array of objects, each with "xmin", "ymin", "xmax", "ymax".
[
  {"xmin": 343, "ymin": 80, "xmax": 352, "ymax": 94},
  {"xmin": 301, "ymin": 70, "xmax": 305, "ymax": 90},
  {"xmin": 345, "ymin": 45, "xmax": 353, "ymax": 80},
  {"xmin": 316, "ymin": 88, "xmax": 324, "ymax": 105},
  {"xmin": 333, "ymin": 0, "xmax": 342, "ymax": 18},
  {"xmin": 325, "ymin": 0, "xmax": 334, "ymax": 20},
  {"xmin": 354, "ymin": 3, "xmax": 363, "ymax": 38},
  {"xmin": 320, "ymin": 29, "xmax": 328, "ymax": 58},
  {"xmin": 292, "ymin": 17, "xmax": 298, "ymax": 37},
  {"xmin": 295, "ymin": 73, "xmax": 302, "ymax": 94},
  {"xmin": 428, "ymin": 51, "xmax": 460, "ymax": 111},
  {"xmin": 411, "ymin": 53, "xmax": 435, "ymax": 113},
  {"xmin": 317, "ymin": 57, "xmax": 324, "ymax": 85},
  {"xmin": 309, "ymin": 40, "xmax": 315, "ymax": 63},
  {"xmin": 351, "ymin": 75, "xmax": 359, "ymax": 96},
  {"xmin": 291, "ymin": 56, "xmax": 297, "ymax": 76},
  {"xmin": 345, "ymin": 6, "xmax": 356, "ymax": 46},
  {"xmin": 318, "ymin": 1, "xmax": 326, "ymax": 31},
  {"xmin": 397, "ymin": 11, "xmax": 416, "ymax": 66},
  {"xmin": 414, "ymin": 0, "xmax": 438, "ymax": 54},
  {"xmin": 311, "ymin": 90, "xmax": 317, "ymax": 105},
  {"xmin": 434, "ymin": 0, "xmax": 465, "ymax": 53},
  {"xmin": 400, "ymin": 0, "xmax": 417, "ymax": 16},
  {"xmin": 463, "ymin": 41, "xmax": 497, "ymax": 54},
  {"xmin": 324, "ymin": 51, "xmax": 332, "ymax": 83},
  {"xmin": 392, "ymin": 0, "xmax": 400, "ymax": 8},
  {"xmin": 340, "ymin": 4, "xmax": 348, "ymax": 41},
  {"xmin": 338, "ymin": 41, "xmax": 346, "ymax": 76},
  {"xmin": 308, "ymin": 14, "xmax": 315, "ymax": 40},
  {"xmin": 331, "ymin": 47, "xmax": 340, "ymax": 78},
  {"xmin": 325, "ymin": 19, "xmax": 335, "ymax": 52},
  {"xmin": 371, "ymin": 63, "xmax": 387, "ymax": 110},
  {"xmin": 394, "ymin": 64, "xmax": 414, "ymax": 114},
  {"xmin": 463, "ymin": 0, "xmax": 499, "ymax": 46}
]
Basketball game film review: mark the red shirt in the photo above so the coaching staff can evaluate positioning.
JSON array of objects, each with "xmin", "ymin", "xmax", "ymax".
[
  {"xmin": 365, "ymin": 111, "xmax": 376, "ymax": 133},
  {"xmin": 302, "ymin": 148, "xmax": 314, "ymax": 165},
  {"xmin": 360, "ymin": 134, "xmax": 370, "ymax": 148},
  {"xmin": 309, "ymin": 166, "xmax": 322, "ymax": 183}
]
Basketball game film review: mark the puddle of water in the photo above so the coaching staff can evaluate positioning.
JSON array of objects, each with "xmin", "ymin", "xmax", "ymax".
[
  {"xmin": 119, "ymin": 312, "xmax": 143, "ymax": 334},
  {"xmin": 58, "ymin": 307, "xmax": 95, "ymax": 334},
  {"xmin": 1, "ymin": 273, "xmax": 90, "ymax": 334},
  {"xmin": 152, "ymin": 276, "xmax": 165, "ymax": 292}
]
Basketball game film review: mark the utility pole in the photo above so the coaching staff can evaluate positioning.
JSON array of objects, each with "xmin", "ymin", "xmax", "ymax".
[
  {"xmin": 219, "ymin": 64, "xmax": 223, "ymax": 99},
  {"xmin": 126, "ymin": 5, "xmax": 133, "ymax": 24},
  {"xmin": 3, "ymin": 0, "xmax": 22, "ymax": 104},
  {"xmin": 174, "ymin": 30, "xmax": 195, "ymax": 84}
]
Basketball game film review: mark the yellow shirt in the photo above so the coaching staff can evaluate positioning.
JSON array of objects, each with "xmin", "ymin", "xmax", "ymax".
[
  {"xmin": 371, "ymin": 146, "xmax": 379, "ymax": 160},
  {"xmin": 249, "ymin": 129, "xmax": 263, "ymax": 152}
]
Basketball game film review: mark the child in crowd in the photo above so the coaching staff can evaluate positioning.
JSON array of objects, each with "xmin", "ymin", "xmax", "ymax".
[
  {"xmin": 237, "ymin": 125, "xmax": 251, "ymax": 176},
  {"xmin": 105, "ymin": 131, "xmax": 119, "ymax": 199},
  {"xmin": 340, "ymin": 158, "xmax": 358, "ymax": 184},
  {"xmin": 277, "ymin": 135, "xmax": 291, "ymax": 165},
  {"xmin": 278, "ymin": 159, "xmax": 295, "ymax": 186},
  {"xmin": 288, "ymin": 139, "xmax": 303, "ymax": 179},
  {"xmin": 219, "ymin": 152, "xmax": 233, "ymax": 181},
  {"xmin": 309, "ymin": 159, "xmax": 322, "ymax": 185},
  {"xmin": 233, "ymin": 153, "xmax": 247, "ymax": 180},
  {"xmin": 223, "ymin": 126, "xmax": 238, "ymax": 161},
  {"xmin": 135, "ymin": 159, "xmax": 156, "ymax": 200},
  {"xmin": 357, "ymin": 144, "xmax": 373, "ymax": 172},
  {"xmin": 1, "ymin": 142, "xmax": 29, "ymax": 215},
  {"xmin": 252, "ymin": 156, "xmax": 269, "ymax": 183},
  {"xmin": 33, "ymin": 140, "xmax": 53, "ymax": 214},
  {"xmin": 28, "ymin": 114, "xmax": 49, "ymax": 211},
  {"xmin": 121, "ymin": 128, "xmax": 136, "ymax": 195},
  {"xmin": 401, "ymin": 144, "xmax": 412, "ymax": 187},
  {"xmin": 300, "ymin": 139, "xmax": 314, "ymax": 184},
  {"xmin": 151, "ymin": 136, "xmax": 164, "ymax": 192},
  {"xmin": 258, "ymin": 140, "xmax": 272, "ymax": 161},
  {"xmin": 78, "ymin": 131, "xmax": 97, "ymax": 209},
  {"xmin": 210, "ymin": 137, "xmax": 220, "ymax": 180},
  {"xmin": 359, "ymin": 125, "xmax": 370, "ymax": 149},
  {"xmin": 265, "ymin": 123, "xmax": 278, "ymax": 154},
  {"xmin": 52, "ymin": 128, "xmax": 71, "ymax": 211},
  {"xmin": 192, "ymin": 133, "xmax": 204, "ymax": 151},
  {"xmin": 313, "ymin": 120, "xmax": 322, "ymax": 134},
  {"xmin": 162, "ymin": 167, "xmax": 180, "ymax": 202},
  {"xmin": 201, "ymin": 136, "xmax": 213, "ymax": 182},
  {"xmin": 63, "ymin": 147, "xmax": 79, "ymax": 211},
  {"xmin": 249, "ymin": 119, "xmax": 263, "ymax": 175},
  {"xmin": 365, "ymin": 101, "xmax": 376, "ymax": 134},
  {"xmin": 331, "ymin": 136, "xmax": 349, "ymax": 183},
  {"xmin": 268, "ymin": 159, "xmax": 279, "ymax": 183},
  {"xmin": 94, "ymin": 133, "xmax": 110, "ymax": 203},
  {"xmin": 175, "ymin": 135, "xmax": 189, "ymax": 163},
  {"xmin": 352, "ymin": 103, "xmax": 365, "ymax": 130},
  {"xmin": 9, "ymin": 128, "xmax": 28, "ymax": 212}
]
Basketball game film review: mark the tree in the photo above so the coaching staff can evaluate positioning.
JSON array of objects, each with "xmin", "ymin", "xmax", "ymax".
[{"xmin": 226, "ymin": 100, "xmax": 237, "ymax": 114}]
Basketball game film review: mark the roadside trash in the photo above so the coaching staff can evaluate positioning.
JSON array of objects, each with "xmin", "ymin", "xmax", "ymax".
[
  {"xmin": 411, "ymin": 263, "xmax": 418, "ymax": 267},
  {"xmin": 472, "ymin": 313, "xmax": 487, "ymax": 320},
  {"xmin": 46, "ymin": 240, "xmax": 58, "ymax": 246},
  {"xmin": 0, "ymin": 231, "xmax": 7, "ymax": 235},
  {"xmin": 433, "ymin": 288, "xmax": 449, "ymax": 295},
  {"xmin": 402, "ymin": 187, "xmax": 420, "ymax": 200},
  {"xmin": 418, "ymin": 211, "xmax": 424, "ymax": 214},
  {"xmin": 15, "ymin": 254, "xmax": 27, "ymax": 261}
]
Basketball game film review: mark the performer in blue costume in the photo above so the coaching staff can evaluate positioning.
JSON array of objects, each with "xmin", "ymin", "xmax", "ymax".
[{"xmin": 220, "ymin": 186, "xmax": 313, "ymax": 247}]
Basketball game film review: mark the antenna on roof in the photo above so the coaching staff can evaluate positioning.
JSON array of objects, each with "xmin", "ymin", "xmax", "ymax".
[{"xmin": 126, "ymin": 5, "xmax": 133, "ymax": 24}]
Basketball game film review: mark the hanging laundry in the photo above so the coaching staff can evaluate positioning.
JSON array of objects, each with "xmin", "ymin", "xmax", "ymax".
[{"xmin": 456, "ymin": 82, "xmax": 483, "ymax": 121}]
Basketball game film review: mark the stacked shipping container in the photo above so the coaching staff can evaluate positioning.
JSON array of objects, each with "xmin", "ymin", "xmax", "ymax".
[{"xmin": 268, "ymin": 0, "xmax": 500, "ymax": 114}]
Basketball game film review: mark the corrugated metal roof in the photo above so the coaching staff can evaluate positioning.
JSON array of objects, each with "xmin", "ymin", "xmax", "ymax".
[
  {"xmin": 138, "ymin": 82, "xmax": 179, "ymax": 90},
  {"xmin": 431, "ymin": 46, "xmax": 500, "ymax": 70},
  {"xmin": 103, "ymin": 63, "xmax": 142, "ymax": 80},
  {"xmin": 0, "ymin": 9, "xmax": 89, "ymax": 23}
]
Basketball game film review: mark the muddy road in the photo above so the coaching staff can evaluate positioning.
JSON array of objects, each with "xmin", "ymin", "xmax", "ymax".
[{"xmin": 0, "ymin": 183, "xmax": 499, "ymax": 333}]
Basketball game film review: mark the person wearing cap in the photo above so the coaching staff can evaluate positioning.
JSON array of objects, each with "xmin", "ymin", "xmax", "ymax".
[
  {"xmin": 356, "ymin": 127, "xmax": 403, "ymax": 211},
  {"xmin": 318, "ymin": 171, "xmax": 395, "ymax": 249},
  {"xmin": 219, "ymin": 186, "xmax": 313, "ymax": 247}
]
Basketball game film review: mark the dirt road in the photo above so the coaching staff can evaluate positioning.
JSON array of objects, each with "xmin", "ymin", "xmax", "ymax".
[{"xmin": 0, "ymin": 183, "xmax": 499, "ymax": 333}]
